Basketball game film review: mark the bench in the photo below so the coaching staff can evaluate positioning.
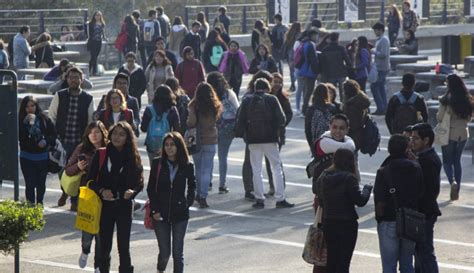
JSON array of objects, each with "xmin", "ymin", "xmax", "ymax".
[
  {"xmin": 17, "ymin": 93, "xmax": 53, "ymax": 111},
  {"xmin": 390, "ymin": 55, "xmax": 429, "ymax": 71},
  {"xmin": 385, "ymin": 76, "xmax": 402, "ymax": 98},
  {"xmin": 17, "ymin": 68, "xmax": 52, "ymax": 80},
  {"xmin": 53, "ymin": 51, "xmax": 81, "ymax": 62},
  {"xmin": 415, "ymin": 72, "xmax": 449, "ymax": 99},
  {"xmin": 396, "ymin": 63, "xmax": 435, "ymax": 76},
  {"xmin": 27, "ymin": 62, "xmax": 90, "ymax": 78},
  {"xmin": 17, "ymin": 80, "xmax": 54, "ymax": 94}
]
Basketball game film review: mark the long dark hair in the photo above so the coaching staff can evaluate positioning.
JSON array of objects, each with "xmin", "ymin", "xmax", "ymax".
[
  {"xmin": 331, "ymin": 148, "xmax": 356, "ymax": 175},
  {"xmin": 164, "ymin": 77, "xmax": 186, "ymax": 97},
  {"xmin": 284, "ymin": 22, "xmax": 302, "ymax": 49},
  {"xmin": 81, "ymin": 121, "xmax": 109, "ymax": 154},
  {"xmin": 256, "ymin": 44, "xmax": 270, "ymax": 59},
  {"xmin": 343, "ymin": 80, "xmax": 363, "ymax": 100},
  {"xmin": 18, "ymin": 96, "xmax": 46, "ymax": 125},
  {"xmin": 197, "ymin": 12, "xmax": 207, "ymax": 25},
  {"xmin": 161, "ymin": 131, "xmax": 190, "ymax": 166},
  {"xmin": 104, "ymin": 89, "xmax": 126, "ymax": 111},
  {"xmin": 247, "ymin": 70, "xmax": 273, "ymax": 92},
  {"xmin": 153, "ymin": 85, "xmax": 176, "ymax": 111},
  {"xmin": 90, "ymin": 11, "xmax": 105, "ymax": 26},
  {"xmin": 356, "ymin": 36, "xmax": 371, "ymax": 66},
  {"xmin": 150, "ymin": 50, "xmax": 171, "ymax": 67},
  {"xmin": 442, "ymin": 74, "xmax": 473, "ymax": 119},
  {"xmin": 311, "ymin": 84, "xmax": 330, "ymax": 107},
  {"xmin": 108, "ymin": 121, "xmax": 142, "ymax": 167},
  {"xmin": 206, "ymin": 30, "xmax": 228, "ymax": 50},
  {"xmin": 124, "ymin": 14, "xmax": 138, "ymax": 27},
  {"xmin": 270, "ymin": 72, "xmax": 289, "ymax": 99},
  {"xmin": 191, "ymin": 82, "xmax": 222, "ymax": 118},
  {"xmin": 206, "ymin": 71, "xmax": 230, "ymax": 101}
]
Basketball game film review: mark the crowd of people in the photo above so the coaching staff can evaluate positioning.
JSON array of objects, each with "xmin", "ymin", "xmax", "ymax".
[{"xmin": 10, "ymin": 1, "xmax": 474, "ymax": 273}]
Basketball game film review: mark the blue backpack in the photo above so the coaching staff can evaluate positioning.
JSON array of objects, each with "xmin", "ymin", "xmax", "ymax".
[
  {"xmin": 145, "ymin": 106, "xmax": 170, "ymax": 153},
  {"xmin": 360, "ymin": 114, "xmax": 381, "ymax": 156}
]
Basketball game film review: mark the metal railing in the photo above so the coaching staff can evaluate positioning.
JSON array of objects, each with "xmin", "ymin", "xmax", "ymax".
[
  {"xmin": 184, "ymin": 3, "xmax": 267, "ymax": 34},
  {"xmin": 0, "ymin": 9, "xmax": 88, "ymax": 40}
]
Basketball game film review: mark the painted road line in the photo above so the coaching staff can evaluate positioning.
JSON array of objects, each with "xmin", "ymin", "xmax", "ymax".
[{"xmin": 24, "ymin": 259, "xmax": 117, "ymax": 272}]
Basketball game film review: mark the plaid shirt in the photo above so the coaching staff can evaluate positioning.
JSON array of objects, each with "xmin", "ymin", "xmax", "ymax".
[{"xmin": 63, "ymin": 95, "xmax": 81, "ymax": 146}]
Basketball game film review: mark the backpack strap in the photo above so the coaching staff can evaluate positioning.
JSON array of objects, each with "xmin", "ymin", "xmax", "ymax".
[
  {"xmin": 396, "ymin": 91, "xmax": 417, "ymax": 105},
  {"xmin": 155, "ymin": 159, "xmax": 162, "ymax": 193},
  {"xmin": 95, "ymin": 147, "xmax": 107, "ymax": 182},
  {"xmin": 407, "ymin": 92, "xmax": 418, "ymax": 104},
  {"xmin": 124, "ymin": 109, "xmax": 132, "ymax": 122}
]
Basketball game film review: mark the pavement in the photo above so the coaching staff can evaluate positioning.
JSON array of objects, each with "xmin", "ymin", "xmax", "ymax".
[{"xmin": 0, "ymin": 51, "xmax": 473, "ymax": 273}]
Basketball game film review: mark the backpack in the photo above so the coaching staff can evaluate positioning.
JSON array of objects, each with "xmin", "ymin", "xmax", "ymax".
[
  {"xmin": 143, "ymin": 20, "xmax": 156, "ymax": 42},
  {"xmin": 217, "ymin": 91, "xmax": 238, "ymax": 137},
  {"xmin": 210, "ymin": 45, "xmax": 224, "ymax": 67},
  {"xmin": 48, "ymin": 138, "xmax": 67, "ymax": 174},
  {"xmin": 246, "ymin": 94, "xmax": 273, "ymax": 142},
  {"xmin": 0, "ymin": 50, "xmax": 6, "ymax": 69},
  {"xmin": 391, "ymin": 92, "xmax": 420, "ymax": 134},
  {"xmin": 310, "ymin": 106, "xmax": 332, "ymax": 144},
  {"xmin": 114, "ymin": 24, "xmax": 127, "ymax": 52},
  {"xmin": 360, "ymin": 114, "xmax": 380, "ymax": 156},
  {"xmin": 144, "ymin": 106, "xmax": 170, "ymax": 153},
  {"xmin": 293, "ymin": 41, "xmax": 305, "ymax": 69}
]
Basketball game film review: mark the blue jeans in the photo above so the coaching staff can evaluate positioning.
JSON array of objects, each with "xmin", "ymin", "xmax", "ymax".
[
  {"xmin": 217, "ymin": 135, "xmax": 234, "ymax": 188},
  {"xmin": 441, "ymin": 139, "xmax": 467, "ymax": 186},
  {"xmin": 154, "ymin": 219, "xmax": 188, "ymax": 273},
  {"xmin": 295, "ymin": 76, "xmax": 304, "ymax": 112},
  {"xmin": 370, "ymin": 70, "xmax": 389, "ymax": 113},
  {"xmin": 415, "ymin": 215, "xmax": 439, "ymax": 273},
  {"xmin": 19, "ymin": 157, "xmax": 48, "ymax": 204},
  {"xmin": 82, "ymin": 231, "xmax": 101, "ymax": 269},
  {"xmin": 192, "ymin": 144, "xmax": 216, "ymax": 199},
  {"xmin": 377, "ymin": 221, "xmax": 416, "ymax": 273}
]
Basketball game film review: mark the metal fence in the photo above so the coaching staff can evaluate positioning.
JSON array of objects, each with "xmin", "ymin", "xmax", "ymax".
[{"xmin": 0, "ymin": 9, "xmax": 88, "ymax": 41}]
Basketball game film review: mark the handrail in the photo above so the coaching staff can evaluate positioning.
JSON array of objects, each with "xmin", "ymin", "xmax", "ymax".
[
  {"xmin": 0, "ymin": 9, "xmax": 88, "ymax": 13},
  {"xmin": 185, "ymin": 3, "xmax": 265, "ymax": 9}
]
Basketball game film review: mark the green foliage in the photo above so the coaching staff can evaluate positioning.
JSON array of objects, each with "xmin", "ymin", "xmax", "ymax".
[{"xmin": 0, "ymin": 200, "xmax": 45, "ymax": 256}]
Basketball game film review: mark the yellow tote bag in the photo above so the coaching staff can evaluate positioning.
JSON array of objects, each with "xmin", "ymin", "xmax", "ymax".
[
  {"xmin": 60, "ymin": 172, "xmax": 82, "ymax": 197},
  {"xmin": 75, "ymin": 180, "xmax": 102, "ymax": 234}
]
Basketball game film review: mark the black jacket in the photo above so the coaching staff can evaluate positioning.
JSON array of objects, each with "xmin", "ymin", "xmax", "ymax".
[
  {"xmin": 315, "ymin": 170, "xmax": 370, "ymax": 221},
  {"xmin": 35, "ymin": 45, "xmax": 55, "ymax": 68},
  {"xmin": 202, "ymin": 41, "xmax": 226, "ymax": 73},
  {"xmin": 181, "ymin": 32, "xmax": 201, "ymax": 60},
  {"xmin": 385, "ymin": 90, "xmax": 428, "ymax": 135},
  {"xmin": 248, "ymin": 55, "xmax": 278, "ymax": 74},
  {"xmin": 374, "ymin": 156, "xmax": 424, "ymax": 223},
  {"xmin": 417, "ymin": 148, "xmax": 442, "ymax": 217},
  {"xmin": 235, "ymin": 92, "xmax": 286, "ymax": 144},
  {"xmin": 343, "ymin": 92, "xmax": 371, "ymax": 150},
  {"xmin": 117, "ymin": 66, "xmax": 147, "ymax": 100},
  {"xmin": 19, "ymin": 114, "xmax": 56, "ymax": 154},
  {"xmin": 88, "ymin": 144, "xmax": 143, "ymax": 200},
  {"xmin": 320, "ymin": 42, "xmax": 352, "ymax": 79},
  {"xmin": 147, "ymin": 158, "xmax": 196, "ymax": 223}
]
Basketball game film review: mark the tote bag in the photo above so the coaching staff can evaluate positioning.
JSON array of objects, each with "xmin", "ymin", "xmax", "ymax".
[
  {"xmin": 434, "ymin": 106, "xmax": 450, "ymax": 146},
  {"xmin": 75, "ymin": 181, "xmax": 102, "ymax": 234},
  {"xmin": 302, "ymin": 206, "xmax": 327, "ymax": 266},
  {"xmin": 60, "ymin": 172, "xmax": 82, "ymax": 197}
]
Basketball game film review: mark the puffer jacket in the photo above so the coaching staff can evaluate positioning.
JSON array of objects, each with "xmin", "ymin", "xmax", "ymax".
[{"xmin": 343, "ymin": 92, "xmax": 371, "ymax": 150}]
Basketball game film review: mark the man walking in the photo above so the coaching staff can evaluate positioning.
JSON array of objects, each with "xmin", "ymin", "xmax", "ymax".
[
  {"xmin": 411, "ymin": 123, "xmax": 441, "ymax": 273},
  {"xmin": 371, "ymin": 22, "xmax": 391, "ymax": 115},
  {"xmin": 142, "ymin": 10, "xmax": 161, "ymax": 58},
  {"xmin": 235, "ymin": 78, "xmax": 294, "ymax": 209},
  {"xmin": 270, "ymin": 14, "xmax": 288, "ymax": 76},
  {"xmin": 181, "ymin": 21, "xmax": 202, "ymax": 60}
]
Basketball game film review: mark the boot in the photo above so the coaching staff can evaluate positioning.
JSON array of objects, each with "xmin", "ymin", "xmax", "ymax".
[
  {"xmin": 119, "ymin": 265, "xmax": 134, "ymax": 273},
  {"xmin": 57, "ymin": 192, "xmax": 68, "ymax": 207}
]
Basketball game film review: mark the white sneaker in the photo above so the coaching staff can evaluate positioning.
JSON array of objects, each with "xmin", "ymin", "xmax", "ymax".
[
  {"xmin": 78, "ymin": 252, "xmax": 88, "ymax": 268},
  {"xmin": 95, "ymin": 268, "xmax": 100, "ymax": 273}
]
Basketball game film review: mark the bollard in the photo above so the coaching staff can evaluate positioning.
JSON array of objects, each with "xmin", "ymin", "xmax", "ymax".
[{"xmin": 242, "ymin": 6, "xmax": 248, "ymax": 34}]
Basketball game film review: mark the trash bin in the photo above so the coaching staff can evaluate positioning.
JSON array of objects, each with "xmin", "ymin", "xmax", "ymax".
[
  {"xmin": 459, "ymin": 34, "xmax": 472, "ymax": 63},
  {"xmin": 442, "ymin": 35, "xmax": 460, "ymax": 65}
]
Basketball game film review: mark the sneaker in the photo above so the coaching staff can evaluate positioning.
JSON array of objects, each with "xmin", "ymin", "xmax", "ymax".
[
  {"xmin": 219, "ymin": 186, "xmax": 230, "ymax": 194},
  {"xmin": 276, "ymin": 199, "xmax": 295, "ymax": 208},
  {"xmin": 199, "ymin": 198, "xmax": 209, "ymax": 209},
  {"xmin": 297, "ymin": 112, "xmax": 305, "ymax": 118},
  {"xmin": 450, "ymin": 183, "xmax": 459, "ymax": 201},
  {"xmin": 57, "ymin": 192, "xmax": 68, "ymax": 207},
  {"xmin": 252, "ymin": 200, "xmax": 265, "ymax": 209},
  {"xmin": 70, "ymin": 202, "xmax": 78, "ymax": 212},
  {"xmin": 78, "ymin": 252, "xmax": 88, "ymax": 268},
  {"xmin": 264, "ymin": 188, "xmax": 275, "ymax": 198},
  {"xmin": 244, "ymin": 192, "xmax": 255, "ymax": 201}
]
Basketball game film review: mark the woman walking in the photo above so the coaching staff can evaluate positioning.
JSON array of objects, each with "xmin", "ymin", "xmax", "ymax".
[
  {"xmin": 251, "ymin": 20, "xmax": 272, "ymax": 54},
  {"xmin": 147, "ymin": 132, "xmax": 196, "ymax": 273},
  {"xmin": 387, "ymin": 4, "xmax": 402, "ymax": 47},
  {"xmin": 88, "ymin": 121, "xmax": 144, "ymax": 273},
  {"xmin": 218, "ymin": 40, "xmax": 249, "ymax": 97},
  {"xmin": 197, "ymin": 11, "xmax": 210, "ymax": 44},
  {"xmin": 437, "ymin": 74, "xmax": 473, "ymax": 200},
  {"xmin": 187, "ymin": 82, "xmax": 222, "ymax": 208},
  {"xmin": 164, "ymin": 77, "xmax": 191, "ymax": 135},
  {"xmin": 169, "ymin": 16, "xmax": 188, "ymax": 63},
  {"xmin": 353, "ymin": 36, "xmax": 371, "ymax": 92},
  {"xmin": 315, "ymin": 148, "xmax": 372, "ymax": 273},
  {"xmin": 145, "ymin": 50, "xmax": 174, "ymax": 103},
  {"xmin": 118, "ymin": 52, "xmax": 147, "ymax": 108},
  {"xmin": 283, "ymin": 22, "xmax": 302, "ymax": 91},
  {"xmin": 248, "ymin": 44, "xmax": 278, "ymax": 74},
  {"xmin": 68, "ymin": 121, "xmax": 108, "ymax": 272},
  {"xmin": 97, "ymin": 89, "xmax": 136, "ymax": 134},
  {"xmin": 122, "ymin": 15, "xmax": 139, "ymax": 55},
  {"xmin": 207, "ymin": 71, "xmax": 239, "ymax": 194},
  {"xmin": 202, "ymin": 30, "xmax": 227, "ymax": 73},
  {"xmin": 34, "ymin": 32, "xmax": 55, "ymax": 68},
  {"xmin": 19, "ymin": 96, "xmax": 56, "ymax": 205},
  {"xmin": 87, "ymin": 11, "xmax": 106, "ymax": 76}
]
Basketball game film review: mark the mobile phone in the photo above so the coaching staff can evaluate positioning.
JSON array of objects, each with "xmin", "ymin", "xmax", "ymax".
[{"xmin": 78, "ymin": 154, "xmax": 86, "ymax": 161}]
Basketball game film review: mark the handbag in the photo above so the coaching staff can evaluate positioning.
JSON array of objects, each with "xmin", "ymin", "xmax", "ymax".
[
  {"xmin": 302, "ymin": 206, "xmax": 327, "ymax": 266},
  {"xmin": 60, "ymin": 171, "xmax": 82, "ymax": 197},
  {"xmin": 184, "ymin": 112, "xmax": 201, "ymax": 154},
  {"xmin": 385, "ymin": 167, "xmax": 425, "ymax": 243},
  {"xmin": 367, "ymin": 63, "xmax": 378, "ymax": 83},
  {"xmin": 38, "ymin": 47, "xmax": 49, "ymax": 68},
  {"xmin": 75, "ymin": 180, "xmax": 102, "ymax": 234},
  {"xmin": 144, "ymin": 159, "xmax": 162, "ymax": 230},
  {"xmin": 434, "ymin": 106, "xmax": 450, "ymax": 146}
]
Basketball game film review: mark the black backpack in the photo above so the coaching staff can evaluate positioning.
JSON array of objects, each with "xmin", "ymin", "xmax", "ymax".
[
  {"xmin": 391, "ymin": 91, "xmax": 420, "ymax": 134},
  {"xmin": 360, "ymin": 114, "xmax": 380, "ymax": 156},
  {"xmin": 246, "ymin": 94, "xmax": 273, "ymax": 142}
]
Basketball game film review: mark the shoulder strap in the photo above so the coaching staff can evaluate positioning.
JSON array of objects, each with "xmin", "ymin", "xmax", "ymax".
[
  {"xmin": 124, "ymin": 109, "xmax": 132, "ymax": 122},
  {"xmin": 149, "ymin": 105, "xmax": 157, "ymax": 119},
  {"xmin": 395, "ymin": 91, "xmax": 406, "ymax": 104},
  {"xmin": 95, "ymin": 148, "xmax": 107, "ymax": 182},
  {"xmin": 155, "ymin": 159, "xmax": 162, "ymax": 193},
  {"xmin": 407, "ymin": 92, "xmax": 417, "ymax": 104}
]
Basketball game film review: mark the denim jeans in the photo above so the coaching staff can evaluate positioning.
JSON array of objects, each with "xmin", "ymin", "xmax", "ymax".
[
  {"xmin": 415, "ymin": 215, "xmax": 439, "ymax": 273},
  {"xmin": 248, "ymin": 143, "xmax": 286, "ymax": 202},
  {"xmin": 192, "ymin": 144, "xmax": 216, "ymax": 199},
  {"xmin": 89, "ymin": 40, "xmax": 102, "ymax": 75},
  {"xmin": 19, "ymin": 157, "xmax": 48, "ymax": 204},
  {"xmin": 302, "ymin": 77, "xmax": 316, "ymax": 115},
  {"xmin": 377, "ymin": 221, "xmax": 416, "ymax": 273},
  {"xmin": 98, "ymin": 199, "xmax": 134, "ymax": 273},
  {"xmin": 295, "ymin": 76, "xmax": 304, "ymax": 112},
  {"xmin": 217, "ymin": 135, "xmax": 234, "ymax": 188},
  {"xmin": 441, "ymin": 139, "xmax": 467, "ymax": 186},
  {"xmin": 153, "ymin": 219, "xmax": 188, "ymax": 273},
  {"xmin": 82, "ymin": 231, "xmax": 101, "ymax": 269},
  {"xmin": 370, "ymin": 70, "xmax": 389, "ymax": 113}
]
